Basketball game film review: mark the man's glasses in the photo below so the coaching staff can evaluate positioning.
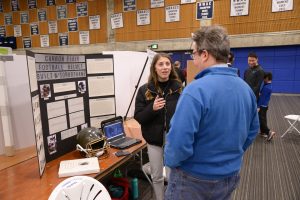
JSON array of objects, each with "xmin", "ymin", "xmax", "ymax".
[{"xmin": 190, "ymin": 49, "xmax": 206, "ymax": 59}]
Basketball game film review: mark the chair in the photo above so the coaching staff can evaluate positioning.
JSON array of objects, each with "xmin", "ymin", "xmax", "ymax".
[
  {"xmin": 48, "ymin": 176, "xmax": 111, "ymax": 200},
  {"xmin": 281, "ymin": 115, "xmax": 300, "ymax": 138}
]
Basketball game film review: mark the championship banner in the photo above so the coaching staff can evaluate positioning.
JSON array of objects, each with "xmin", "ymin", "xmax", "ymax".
[
  {"xmin": 111, "ymin": 13, "xmax": 124, "ymax": 29},
  {"xmin": 20, "ymin": 12, "xmax": 29, "ymax": 24},
  {"xmin": 137, "ymin": 9, "xmax": 150, "ymax": 26},
  {"xmin": 272, "ymin": 0, "xmax": 293, "ymax": 12},
  {"xmin": 230, "ymin": 0, "xmax": 249, "ymax": 16},
  {"xmin": 165, "ymin": 5, "xmax": 180, "ymax": 23},
  {"xmin": 196, "ymin": 1, "xmax": 213, "ymax": 20},
  {"xmin": 89, "ymin": 15, "xmax": 100, "ymax": 30}
]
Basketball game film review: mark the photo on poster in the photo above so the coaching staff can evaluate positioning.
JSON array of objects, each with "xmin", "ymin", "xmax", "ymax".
[
  {"xmin": 47, "ymin": 134, "xmax": 57, "ymax": 155},
  {"xmin": 78, "ymin": 80, "xmax": 86, "ymax": 93},
  {"xmin": 40, "ymin": 84, "xmax": 51, "ymax": 99}
]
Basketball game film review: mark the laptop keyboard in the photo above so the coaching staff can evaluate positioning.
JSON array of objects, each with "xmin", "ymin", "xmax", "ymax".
[{"xmin": 113, "ymin": 137, "xmax": 135, "ymax": 146}]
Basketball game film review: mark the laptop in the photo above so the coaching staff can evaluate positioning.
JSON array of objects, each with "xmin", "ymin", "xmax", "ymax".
[{"xmin": 101, "ymin": 116, "xmax": 142, "ymax": 149}]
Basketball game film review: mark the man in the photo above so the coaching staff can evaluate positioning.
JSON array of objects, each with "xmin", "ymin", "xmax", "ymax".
[
  {"xmin": 164, "ymin": 25, "xmax": 259, "ymax": 200},
  {"xmin": 227, "ymin": 51, "xmax": 240, "ymax": 77},
  {"xmin": 244, "ymin": 52, "xmax": 264, "ymax": 100},
  {"xmin": 174, "ymin": 61, "xmax": 186, "ymax": 85}
]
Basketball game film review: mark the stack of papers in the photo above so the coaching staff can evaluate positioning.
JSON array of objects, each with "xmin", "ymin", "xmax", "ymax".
[{"xmin": 58, "ymin": 157, "xmax": 100, "ymax": 178}]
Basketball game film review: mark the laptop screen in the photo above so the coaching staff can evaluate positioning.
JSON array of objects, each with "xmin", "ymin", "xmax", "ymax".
[{"xmin": 103, "ymin": 121, "xmax": 124, "ymax": 140}]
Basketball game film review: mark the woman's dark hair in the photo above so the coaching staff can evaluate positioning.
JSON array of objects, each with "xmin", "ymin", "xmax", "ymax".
[{"xmin": 146, "ymin": 53, "xmax": 180, "ymax": 98}]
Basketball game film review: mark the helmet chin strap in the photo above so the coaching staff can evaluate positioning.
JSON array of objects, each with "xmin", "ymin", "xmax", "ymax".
[
  {"xmin": 76, "ymin": 144, "xmax": 104, "ymax": 158},
  {"xmin": 76, "ymin": 144, "xmax": 90, "ymax": 157}
]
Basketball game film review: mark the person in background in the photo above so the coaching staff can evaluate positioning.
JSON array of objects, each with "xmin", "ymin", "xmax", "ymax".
[
  {"xmin": 164, "ymin": 25, "xmax": 259, "ymax": 200},
  {"xmin": 174, "ymin": 60, "xmax": 186, "ymax": 86},
  {"xmin": 244, "ymin": 52, "xmax": 265, "ymax": 100},
  {"xmin": 134, "ymin": 53, "xmax": 182, "ymax": 200},
  {"xmin": 258, "ymin": 72, "xmax": 275, "ymax": 141},
  {"xmin": 227, "ymin": 51, "xmax": 240, "ymax": 77}
]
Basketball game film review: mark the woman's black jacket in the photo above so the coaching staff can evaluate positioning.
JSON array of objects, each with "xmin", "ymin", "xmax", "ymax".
[{"xmin": 134, "ymin": 80, "xmax": 182, "ymax": 147}]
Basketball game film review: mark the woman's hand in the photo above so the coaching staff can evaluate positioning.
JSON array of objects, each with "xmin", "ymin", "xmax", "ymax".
[{"xmin": 153, "ymin": 95, "xmax": 166, "ymax": 111}]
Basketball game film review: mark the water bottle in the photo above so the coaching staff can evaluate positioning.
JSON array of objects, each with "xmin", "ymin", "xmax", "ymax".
[{"xmin": 131, "ymin": 178, "xmax": 139, "ymax": 200}]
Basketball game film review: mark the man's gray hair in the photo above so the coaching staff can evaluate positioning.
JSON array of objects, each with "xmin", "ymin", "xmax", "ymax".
[{"xmin": 192, "ymin": 25, "xmax": 230, "ymax": 63}]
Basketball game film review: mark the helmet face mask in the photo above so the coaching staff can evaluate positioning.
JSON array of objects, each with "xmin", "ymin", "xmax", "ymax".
[{"xmin": 77, "ymin": 127, "xmax": 109, "ymax": 158}]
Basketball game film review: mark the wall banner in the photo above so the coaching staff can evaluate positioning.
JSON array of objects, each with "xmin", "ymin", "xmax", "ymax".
[
  {"xmin": 272, "ymin": 0, "xmax": 293, "ymax": 12},
  {"xmin": 76, "ymin": 2, "xmax": 88, "ymax": 17},
  {"xmin": 230, "ymin": 0, "xmax": 249, "ymax": 16},
  {"xmin": 165, "ymin": 5, "xmax": 180, "ymax": 23},
  {"xmin": 79, "ymin": 31, "xmax": 89, "ymax": 45},
  {"xmin": 4, "ymin": 13, "xmax": 12, "ymax": 25},
  {"xmin": 47, "ymin": 0, "xmax": 55, "ymax": 6},
  {"xmin": 11, "ymin": 0, "xmax": 19, "ymax": 11},
  {"xmin": 89, "ymin": 15, "xmax": 100, "ymax": 30},
  {"xmin": 111, "ymin": 13, "xmax": 124, "ymax": 29},
  {"xmin": 137, "ymin": 9, "xmax": 150, "ymax": 26},
  {"xmin": 68, "ymin": 18, "xmax": 78, "ymax": 32},
  {"xmin": 59, "ymin": 33, "xmax": 69, "ymax": 46},
  {"xmin": 23, "ymin": 37, "xmax": 32, "ymax": 48},
  {"xmin": 38, "ymin": 9, "xmax": 47, "ymax": 22},
  {"xmin": 48, "ymin": 21, "xmax": 58, "ymax": 34},
  {"xmin": 151, "ymin": 0, "xmax": 164, "ymax": 8},
  {"xmin": 123, "ymin": 0, "xmax": 136, "ymax": 12},
  {"xmin": 28, "ymin": 0, "xmax": 37, "ymax": 9},
  {"xmin": 181, "ymin": 0, "xmax": 196, "ymax": 4},
  {"xmin": 0, "ymin": 25, "xmax": 6, "ymax": 37},
  {"xmin": 30, "ymin": 23, "xmax": 39, "ymax": 35},
  {"xmin": 40, "ymin": 35, "xmax": 50, "ymax": 48},
  {"xmin": 57, "ymin": 5, "xmax": 67, "ymax": 19},
  {"xmin": 196, "ymin": 1, "xmax": 213, "ymax": 20},
  {"xmin": 14, "ymin": 25, "xmax": 22, "ymax": 37},
  {"xmin": 20, "ymin": 12, "xmax": 29, "ymax": 24}
]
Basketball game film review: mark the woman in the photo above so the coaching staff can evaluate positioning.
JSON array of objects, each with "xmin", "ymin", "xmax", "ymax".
[{"xmin": 134, "ymin": 53, "xmax": 182, "ymax": 200}]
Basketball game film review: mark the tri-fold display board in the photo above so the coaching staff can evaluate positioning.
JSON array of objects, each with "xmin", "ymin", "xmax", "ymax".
[{"xmin": 26, "ymin": 51, "xmax": 116, "ymax": 176}]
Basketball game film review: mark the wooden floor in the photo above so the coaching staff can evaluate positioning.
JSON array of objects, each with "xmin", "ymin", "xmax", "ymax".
[{"xmin": 140, "ymin": 95, "xmax": 300, "ymax": 200}]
